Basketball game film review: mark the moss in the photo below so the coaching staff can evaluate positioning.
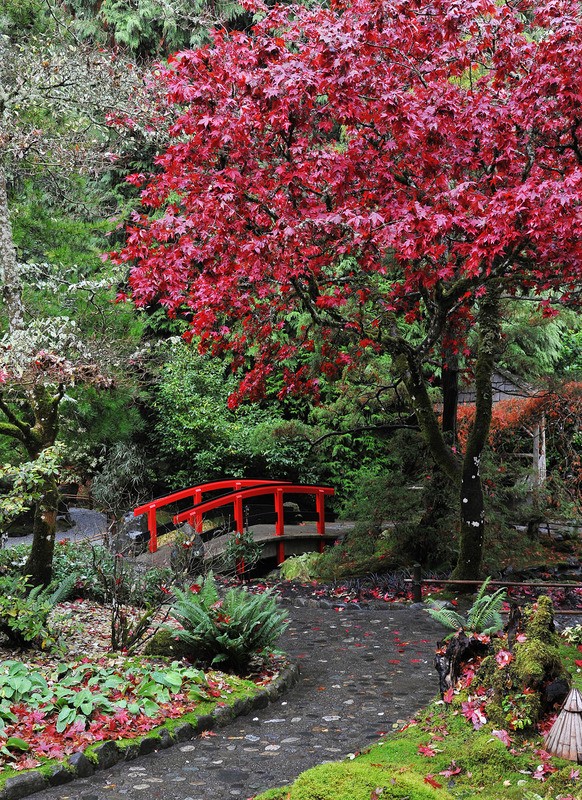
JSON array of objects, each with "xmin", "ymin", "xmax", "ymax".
[
  {"xmin": 142, "ymin": 627, "xmax": 194, "ymax": 659},
  {"xmin": 273, "ymin": 761, "xmax": 454, "ymax": 800},
  {"xmin": 514, "ymin": 638, "xmax": 563, "ymax": 687},
  {"xmin": 524, "ymin": 595, "xmax": 559, "ymax": 646}
]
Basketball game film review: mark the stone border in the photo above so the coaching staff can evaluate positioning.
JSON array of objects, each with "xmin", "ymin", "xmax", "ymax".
[
  {"xmin": 0, "ymin": 662, "xmax": 300, "ymax": 800},
  {"xmin": 278, "ymin": 596, "xmax": 411, "ymax": 612}
]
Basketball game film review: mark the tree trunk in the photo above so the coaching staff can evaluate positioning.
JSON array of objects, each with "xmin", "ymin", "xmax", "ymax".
[
  {"xmin": 0, "ymin": 165, "xmax": 25, "ymax": 331},
  {"xmin": 22, "ymin": 387, "xmax": 62, "ymax": 585},
  {"xmin": 451, "ymin": 288, "xmax": 502, "ymax": 582},
  {"xmin": 441, "ymin": 346, "xmax": 459, "ymax": 444},
  {"xmin": 24, "ymin": 476, "xmax": 59, "ymax": 586}
]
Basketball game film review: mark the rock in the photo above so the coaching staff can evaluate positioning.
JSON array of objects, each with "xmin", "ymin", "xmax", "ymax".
[
  {"xmin": 174, "ymin": 721, "xmax": 195, "ymax": 741},
  {"xmin": 93, "ymin": 741, "xmax": 120, "ymax": 770},
  {"xmin": 69, "ymin": 751, "xmax": 95, "ymax": 777},
  {"xmin": 3, "ymin": 772, "xmax": 46, "ymax": 799},
  {"xmin": 47, "ymin": 764, "xmax": 74, "ymax": 787},
  {"xmin": 158, "ymin": 728, "xmax": 175, "ymax": 749},
  {"xmin": 213, "ymin": 705, "xmax": 235, "ymax": 726},
  {"xmin": 138, "ymin": 736, "xmax": 161, "ymax": 755}
]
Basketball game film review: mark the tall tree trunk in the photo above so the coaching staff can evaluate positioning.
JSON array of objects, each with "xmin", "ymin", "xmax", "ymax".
[
  {"xmin": 451, "ymin": 288, "xmax": 502, "ymax": 581},
  {"xmin": 26, "ymin": 476, "xmax": 59, "ymax": 586},
  {"xmin": 22, "ymin": 386, "xmax": 61, "ymax": 585},
  {"xmin": 0, "ymin": 165, "xmax": 25, "ymax": 331},
  {"xmin": 441, "ymin": 347, "xmax": 459, "ymax": 444}
]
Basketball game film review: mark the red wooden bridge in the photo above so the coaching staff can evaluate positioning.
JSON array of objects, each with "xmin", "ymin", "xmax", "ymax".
[{"xmin": 133, "ymin": 479, "xmax": 336, "ymax": 565}]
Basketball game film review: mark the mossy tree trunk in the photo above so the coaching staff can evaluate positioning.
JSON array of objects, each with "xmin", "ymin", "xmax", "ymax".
[
  {"xmin": 399, "ymin": 288, "xmax": 502, "ymax": 582},
  {"xmin": 451, "ymin": 289, "xmax": 502, "ymax": 581}
]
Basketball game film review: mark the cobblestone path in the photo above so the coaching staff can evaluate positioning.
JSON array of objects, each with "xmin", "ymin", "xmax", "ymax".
[{"xmin": 32, "ymin": 605, "xmax": 444, "ymax": 800}]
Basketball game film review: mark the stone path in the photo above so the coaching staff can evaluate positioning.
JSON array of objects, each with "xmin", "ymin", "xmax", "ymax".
[{"xmin": 31, "ymin": 604, "xmax": 444, "ymax": 800}]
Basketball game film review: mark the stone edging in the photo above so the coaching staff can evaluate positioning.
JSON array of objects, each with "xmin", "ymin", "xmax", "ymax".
[
  {"xmin": 0, "ymin": 662, "xmax": 300, "ymax": 800},
  {"xmin": 278, "ymin": 596, "xmax": 412, "ymax": 612}
]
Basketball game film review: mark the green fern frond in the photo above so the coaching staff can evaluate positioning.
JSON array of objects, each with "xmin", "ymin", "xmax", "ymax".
[
  {"xmin": 426, "ymin": 607, "xmax": 466, "ymax": 631},
  {"xmin": 467, "ymin": 586, "xmax": 506, "ymax": 634}
]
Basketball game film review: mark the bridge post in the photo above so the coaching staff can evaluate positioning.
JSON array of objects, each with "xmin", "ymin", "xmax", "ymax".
[
  {"xmin": 275, "ymin": 487, "xmax": 285, "ymax": 564},
  {"xmin": 316, "ymin": 490, "xmax": 326, "ymax": 553},
  {"xmin": 234, "ymin": 494, "xmax": 245, "ymax": 575},
  {"xmin": 147, "ymin": 505, "xmax": 158, "ymax": 553}
]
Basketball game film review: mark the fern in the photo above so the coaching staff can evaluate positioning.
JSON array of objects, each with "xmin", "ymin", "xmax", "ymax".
[
  {"xmin": 426, "ymin": 577, "xmax": 506, "ymax": 635},
  {"xmin": 426, "ymin": 606, "xmax": 466, "ymax": 631},
  {"xmin": 170, "ymin": 574, "xmax": 288, "ymax": 672}
]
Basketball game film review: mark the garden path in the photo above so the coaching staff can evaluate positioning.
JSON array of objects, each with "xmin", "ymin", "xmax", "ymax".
[{"xmin": 31, "ymin": 604, "xmax": 443, "ymax": 800}]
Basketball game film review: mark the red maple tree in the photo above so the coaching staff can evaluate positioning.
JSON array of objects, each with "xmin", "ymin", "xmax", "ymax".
[{"xmin": 112, "ymin": 0, "xmax": 582, "ymax": 580}]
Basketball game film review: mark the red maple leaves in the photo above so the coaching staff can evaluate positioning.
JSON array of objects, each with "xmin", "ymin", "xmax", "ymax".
[{"xmin": 112, "ymin": 0, "xmax": 582, "ymax": 405}]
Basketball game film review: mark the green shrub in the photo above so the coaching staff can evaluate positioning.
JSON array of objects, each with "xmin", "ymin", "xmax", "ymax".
[
  {"xmin": 279, "ymin": 552, "xmax": 322, "ymax": 582},
  {"xmin": 0, "ymin": 573, "xmax": 75, "ymax": 648},
  {"xmin": 563, "ymin": 624, "xmax": 582, "ymax": 646},
  {"xmin": 169, "ymin": 573, "xmax": 289, "ymax": 672}
]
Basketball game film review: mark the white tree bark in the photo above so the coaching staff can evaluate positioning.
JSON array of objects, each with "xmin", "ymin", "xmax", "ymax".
[{"xmin": 0, "ymin": 164, "xmax": 25, "ymax": 332}]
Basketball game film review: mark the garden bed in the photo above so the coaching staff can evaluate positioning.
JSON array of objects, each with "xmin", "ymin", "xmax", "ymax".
[{"xmin": 0, "ymin": 597, "xmax": 294, "ymax": 784}]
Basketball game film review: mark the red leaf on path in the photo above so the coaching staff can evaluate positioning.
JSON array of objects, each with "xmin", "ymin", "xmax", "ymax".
[
  {"xmin": 424, "ymin": 774, "xmax": 443, "ymax": 789},
  {"xmin": 388, "ymin": 659, "xmax": 401, "ymax": 664}
]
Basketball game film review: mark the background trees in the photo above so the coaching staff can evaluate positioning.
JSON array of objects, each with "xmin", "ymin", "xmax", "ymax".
[{"xmin": 114, "ymin": 0, "xmax": 582, "ymax": 580}]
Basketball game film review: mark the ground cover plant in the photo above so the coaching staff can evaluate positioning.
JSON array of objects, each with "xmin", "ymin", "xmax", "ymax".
[
  {"xmin": 255, "ymin": 597, "xmax": 582, "ymax": 800},
  {"xmin": 0, "ymin": 544, "xmax": 289, "ymax": 776}
]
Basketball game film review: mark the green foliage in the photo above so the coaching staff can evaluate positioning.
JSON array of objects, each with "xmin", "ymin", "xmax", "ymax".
[
  {"xmin": 224, "ymin": 529, "xmax": 263, "ymax": 575},
  {"xmin": 151, "ymin": 344, "xmax": 318, "ymax": 487},
  {"xmin": 64, "ymin": 0, "xmax": 248, "ymax": 57},
  {"xmin": 0, "ymin": 657, "xmax": 206, "ymax": 738},
  {"xmin": 427, "ymin": 577, "xmax": 506, "ymax": 634},
  {"xmin": 497, "ymin": 304, "xmax": 579, "ymax": 381},
  {"xmin": 0, "ymin": 0, "xmax": 50, "ymax": 39},
  {"xmin": 59, "ymin": 386, "xmax": 146, "ymax": 483},
  {"xmin": 0, "ymin": 573, "xmax": 75, "ymax": 648},
  {"xmin": 169, "ymin": 573, "xmax": 289, "ymax": 672},
  {"xmin": 91, "ymin": 442, "xmax": 151, "ymax": 519},
  {"xmin": 279, "ymin": 552, "xmax": 322, "ymax": 582},
  {"xmin": 0, "ymin": 445, "xmax": 64, "ymax": 530},
  {"xmin": 562, "ymin": 624, "xmax": 582, "ymax": 646}
]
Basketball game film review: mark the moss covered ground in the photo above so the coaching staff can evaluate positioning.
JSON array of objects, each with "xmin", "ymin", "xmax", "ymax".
[{"xmin": 255, "ymin": 640, "xmax": 582, "ymax": 800}]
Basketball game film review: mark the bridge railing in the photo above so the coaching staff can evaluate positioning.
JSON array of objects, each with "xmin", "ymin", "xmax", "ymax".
[
  {"xmin": 134, "ymin": 480, "xmax": 335, "ymax": 564},
  {"xmin": 133, "ymin": 479, "xmax": 292, "ymax": 552}
]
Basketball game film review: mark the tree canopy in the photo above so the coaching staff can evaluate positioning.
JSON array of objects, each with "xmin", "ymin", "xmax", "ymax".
[{"xmin": 113, "ymin": 0, "xmax": 582, "ymax": 579}]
